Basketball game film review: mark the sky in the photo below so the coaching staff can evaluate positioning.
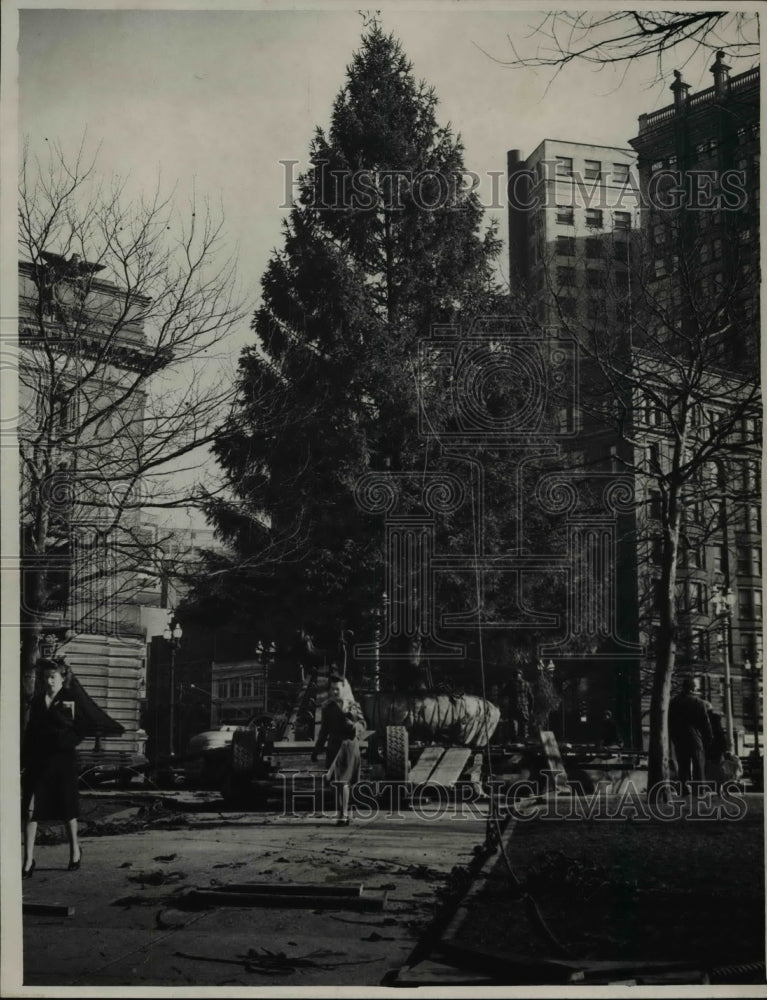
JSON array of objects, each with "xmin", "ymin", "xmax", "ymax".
[{"xmin": 15, "ymin": 4, "xmax": 759, "ymax": 525}]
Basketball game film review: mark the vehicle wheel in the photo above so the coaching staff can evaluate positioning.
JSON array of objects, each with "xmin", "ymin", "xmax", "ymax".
[
  {"xmin": 385, "ymin": 725, "xmax": 409, "ymax": 780},
  {"xmin": 231, "ymin": 732, "xmax": 256, "ymax": 773}
]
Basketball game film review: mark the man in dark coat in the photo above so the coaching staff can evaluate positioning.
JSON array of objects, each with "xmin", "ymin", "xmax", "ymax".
[{"xmin": 669, "ymin": 676, "xmax": 713, "ymax": 794}]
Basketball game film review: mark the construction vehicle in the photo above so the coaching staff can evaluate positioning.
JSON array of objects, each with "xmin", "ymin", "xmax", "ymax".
[{"xmin": 182, "ymin": 665, "xmax": 502, "ymax": 806}]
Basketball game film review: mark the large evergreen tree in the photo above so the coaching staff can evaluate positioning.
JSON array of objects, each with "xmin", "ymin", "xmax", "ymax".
[{"xmin": 192, "ymin": 27, "xmax": 571, "ymax": 691}]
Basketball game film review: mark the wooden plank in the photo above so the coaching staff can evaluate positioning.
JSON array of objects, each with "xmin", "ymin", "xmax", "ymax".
[
  {"xmin": 408, "ymin": 747, "xmax": 446, "ymax": 785},
  {"xmin": 23, "ymin": 902, "xmax": 75, "ymax": 918},
  {"xmin": 207, "ymin": 882, "xmax": 362, "ymax": 897},
  {"xmin": 182, "ymin": 889, "xmax": 386, "ymax": 911},
  {"xmin": 388, "ymin": 960, "xmax": 499, "ymax": 986},
  {"xmin": 539, "ymin": 730, "xmax": 569, "ymax": 792},
  {"xmin": 431, "ymin": 942, "xmax": 584, "ymax": 984},
  {"xmin": 427, "ymin": 748, "xmax": 472, "ymax": 788}
]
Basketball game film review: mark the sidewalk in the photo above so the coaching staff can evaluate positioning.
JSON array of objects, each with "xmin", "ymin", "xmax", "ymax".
[{"xmin": 14, "ymin": 796, "xmax": 489, "ymax": 989}]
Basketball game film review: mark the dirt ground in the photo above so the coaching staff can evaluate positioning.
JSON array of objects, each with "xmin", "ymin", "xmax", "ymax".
[{"xmin": 452, "ymin": 800, "xmax": 765, "ymax": 971}]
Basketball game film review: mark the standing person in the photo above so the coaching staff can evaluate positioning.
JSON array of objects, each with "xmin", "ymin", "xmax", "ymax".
[
  {"xmin": 311, "ymin": 675, "xmax": 365, "ymax": 825},
  {"xmin": 599, "ymin": 710, "xmax": 623, "ymax": 748},
  {"xmin": 21, "ymin": 658, "xmax": 84, "ymax": 876},
  {"xmin": 669, "ymin": 676, "xmax": 713, "ymax": 795},
  {"xmin": 507, "ymin": 668, "xmax": 533, "ymax": 742}
]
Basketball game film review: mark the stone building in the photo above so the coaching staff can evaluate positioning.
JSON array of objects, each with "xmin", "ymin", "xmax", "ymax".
[{"xmin": 18, "ymin": 254, "xmax": 152, "ymax": 760}]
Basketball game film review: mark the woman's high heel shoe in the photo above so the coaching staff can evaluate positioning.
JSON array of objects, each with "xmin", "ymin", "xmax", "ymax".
[
  {"xmin": 68, "ymin": 849, "xmax": 82, "ymax": 872},
  {"xmin": 22, "ymin": 860, "xmax": 36, "ymax": 879}
]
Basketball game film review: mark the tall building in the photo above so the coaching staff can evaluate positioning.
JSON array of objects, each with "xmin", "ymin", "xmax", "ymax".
[
  {"xmin": 507, "ymin": 139, "xmax": 639, "ymax": 331},
  {"xmin": 628, "ymin": 55, "xmax": 761, "ymax": 753},
  {"xmin": 505, "ymin": 56, "xmax": 761, "ymax": 753},
  {"xmin": 506, "ymin": 141, "xmax": 643, "ymax": 745}
]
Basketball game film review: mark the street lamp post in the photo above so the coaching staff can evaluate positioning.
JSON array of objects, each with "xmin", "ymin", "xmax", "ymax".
[
  {"xmin": 745, "ymin": 654, "xmax": 762, "ymax": 761},
  {"xmin": 162, "ymin": 617, "xmax": 183, "ymax": 757},
  {"xmin": 711, "ymin": 586, "xmax": 735, "ymax": 750}
]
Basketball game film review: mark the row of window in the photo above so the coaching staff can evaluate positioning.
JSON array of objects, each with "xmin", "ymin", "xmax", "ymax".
[
  {"xmin": 658, "ymin": 628, "xmax": 763, "ymax": 667},
  {"xmin": 651, "ymin": 540, "xmax": 762, "ymax": 577},
  {"xmin": 649, "ymin": 136, "xmax": 760, "ymax": 172},
  {"xmin": 556, "ymin": 266, "xmax": 629, "ymax": 289},
  {"xmin": 652, "ymin": 579, "xmax": 762, "ymax": 619},
  {"xmin": 648, "ymin": 492, "xmax": 761, "ymax": 533},
  {"xmin": 554, "ymin": 234, "xmax": 630, "ymax": 258},
  {"xmin": 736, "ymin": 124, "xmax": 760, "ymax": 145},
  {"xmin": 554, "ymin": 156, "xmax": 632, "ymax": 183},
  {"xmin": 554, "ymin": 207, "xmax": 633, "ymax": 229},
  {"xmin": 215, "ymin": 677, "xmax": 265, "ymax": 700}
]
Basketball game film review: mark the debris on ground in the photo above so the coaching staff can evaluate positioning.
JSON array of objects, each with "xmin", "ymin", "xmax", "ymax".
[
  {"xmin": 128, "ymin": 870, "xmax": 187, "ymax": 886},
  {"xmin": 154, "ymin": 853, "xmax": 178, "ymax": 862},
  {"xmin": 155, "ymin": 909, "xmax": 201, "ymax": 929},
  {"xmin": 173, "ymin": 947, "xmax": 379, "ymax": 976}
]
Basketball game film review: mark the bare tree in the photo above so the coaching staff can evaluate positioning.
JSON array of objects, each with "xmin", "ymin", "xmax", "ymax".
[
  {"xmin": 17, "ymin": 137, "xmax": 253, "ymax": 700},
  {"xmin": 528, "ymin": 216, "xmax": 761, "ymax": 789},
  {"xmin": 487, "ymin": 11, "xmax": 759, "ymax": 87}
]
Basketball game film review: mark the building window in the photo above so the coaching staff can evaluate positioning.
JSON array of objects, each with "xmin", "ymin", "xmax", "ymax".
[
  {"xmin": 651, "ymin": 159, "xmax": 665, "ymax": 174},
  {"xmin": 739, "ymin": 589, "xmax": 763, "ymax": 620},
  {"xmin": 743, "ymin": 632, "xmax": 764, "ymax": 665},
  {"xmin": 241, "ymin": 677, "xmax": 254, "ymax": 698},
  {"xmin": 586, "ymin": 269, "xmax": 602, "ymax": 289},
  {"xmin": 557, "ymin": 235, "xmax": 576, "ymax": 257},
  {"xmin": 712, "ymin": 238, "xmax": 723, "ymax": 259},
  {"xmin": 614, "ymin": 242, "xmax": 628, "ymax": 262},
  {"xmin": 711, "ymin": 545, "xmax": 725, "ymax": 575},
  {"xmin": 584, "ymin": 159, "xmax": 601, "ymax": 180},
  {"xmin": 587, "ymin": 298, "xmax": 601, "ymax": 319},
  {"xmin": 557, "ymin": 266, "xmax": 576, "ymax": 287},
  {"xmin": 229, "ymin": 678, "xmax": 241, "ymax": 698},
  {"xmin": 737, "ymin": 545, "xmax": 762, "ymax": 577},
  {"xmin": 649, "ymin": 490, "xmax": 662, "ymax": 520},
  {"xmin": 738, "ymin": 228, "xmax": 752, "ymax": 244},
  {"xmin": 688, "ymin": 580, "xmax": 708, "ymax": 614},
  {"xmin": 684, "ymin": 540, "xmax": 705, "ymax": 570},
  {"xmin": 615, "ymin": 271, "xmax": 629, "ymax": 291},
  {"xmin": 654, "ymin": 259, "xmax": 667, "ymax": 278},
  {"xmin": 742, "ymin": 505, "xmax": 761, "ymax": 532},
  {"xmin": 556, "ymin": 205, "xmax": 574, "ymax": 225},
  {"xmin": 585, "ymin": 208, "xmax": 603, "ymax": 228},
  {"xmin": 614, "ymin": 212, "xmax": 632, "ymax": 231},
  {"xmin": 558, "ymin": 296, "xmax": 577, "ymax": 317},
  {"xmin": 556, "ymin": 156, "xmax": 573, "ymax": 177},
  {"xmin": 737, "ymin": 126, "xmax": 749, "ymax": 145},
  {"xmin": 216, "ymin": 680, "xmax": 229, "ymax": 699},
  {"xmin": 585, "ymin": 237, "xmax": 603, "ymax": 258},
  {"xmin": 700, "ymin": 243, "xmax": 710, "ymax": 264},
  {"xmin": 689, "ymin": 627, "xmax": 709, "ymax": 661},
  {"xmin": 613, "ymin": 163, "xmax": 630, "ymax": 184},
  {"xmin": 742, "ymin": 460, "xmax": 760, "ymax": 494},
  {"xmin": 651, "ymin": 536, "xmax": 663, "ymax": 564}
]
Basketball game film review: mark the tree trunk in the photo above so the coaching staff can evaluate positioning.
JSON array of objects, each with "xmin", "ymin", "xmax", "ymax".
[
  {"xmin": 647, "ymin": 487, "xmax": 681, "ymax": 794},
  {"xmin": 647, "ymin": 632, "xmax": 675, "ymax": 789}
]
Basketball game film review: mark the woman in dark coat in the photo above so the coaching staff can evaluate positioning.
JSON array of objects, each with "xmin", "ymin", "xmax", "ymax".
[
  {"xmin": 312, "ymin": 675, "xmax": 365, "ymax": 825},
  {"xmin": 22, "ymin": 658, "xmax": 83, "ymax": 876}
]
